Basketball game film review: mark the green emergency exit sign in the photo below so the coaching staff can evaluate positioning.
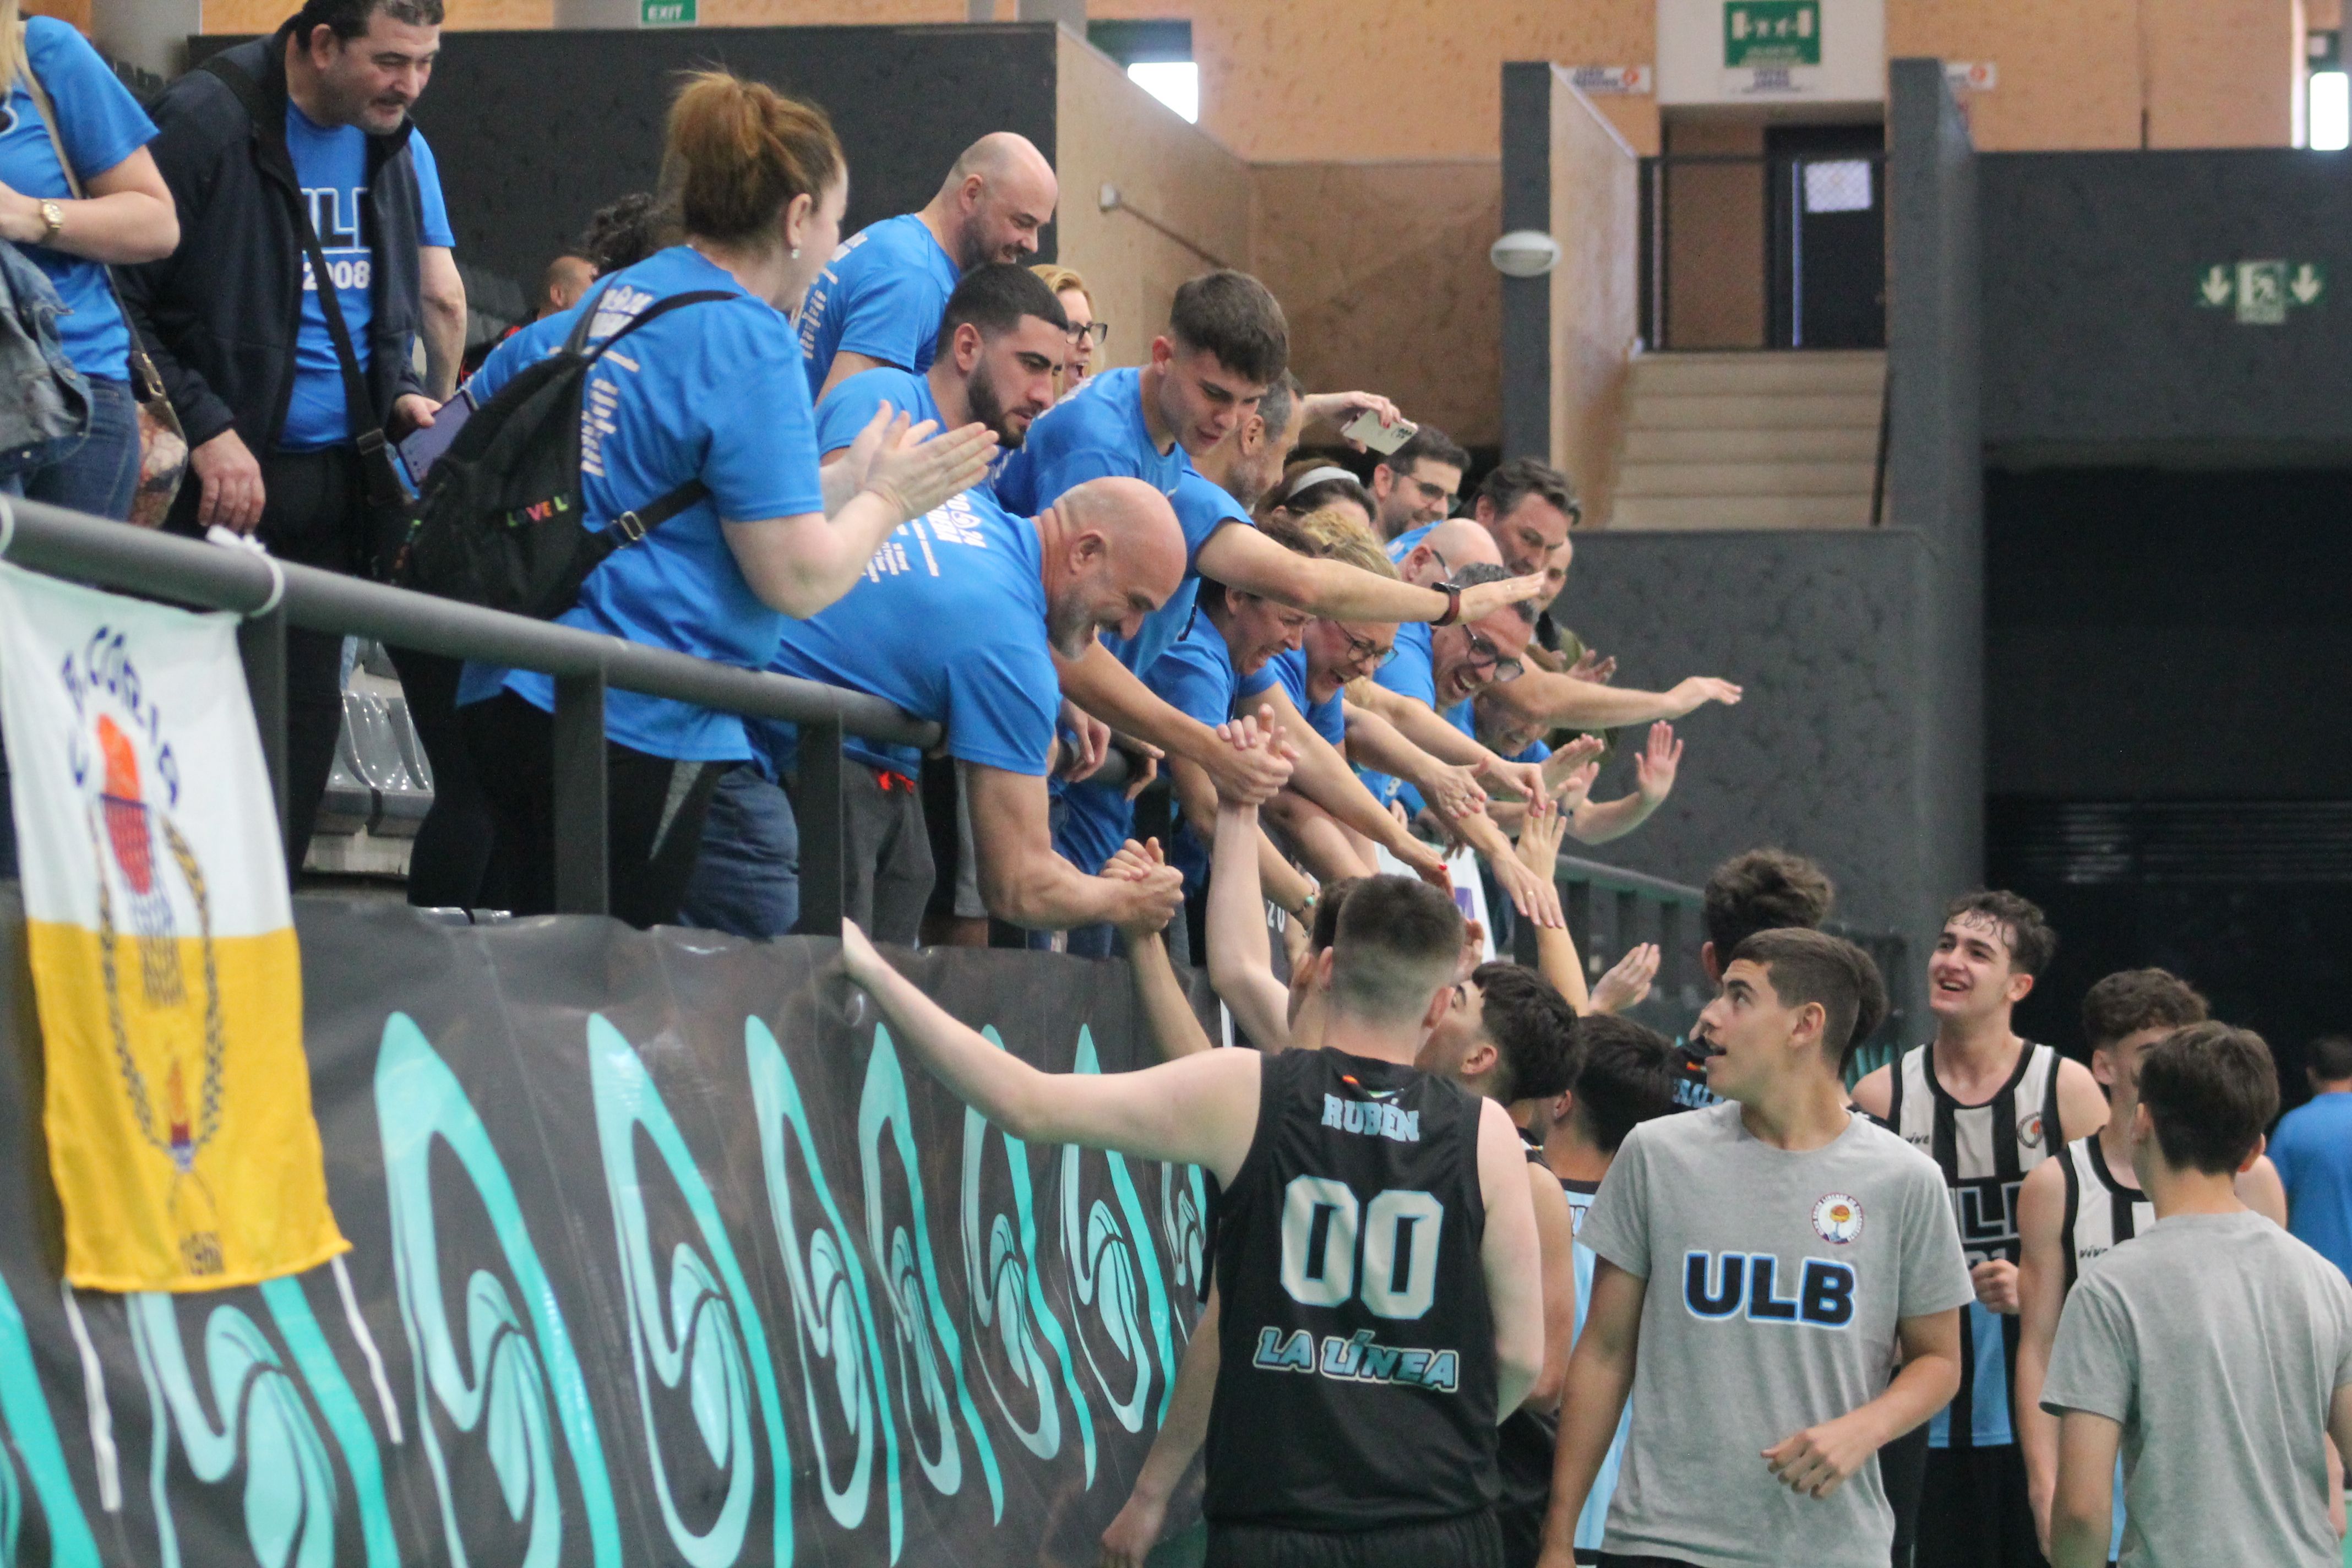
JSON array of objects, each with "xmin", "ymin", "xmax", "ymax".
[
  {"xmin": 641, "ymin": 0, "xmax": 695, "ymax": 24},
  {"xmin": 1725, "ymin": 2, "xmax": 1821, "ymax": 68}
]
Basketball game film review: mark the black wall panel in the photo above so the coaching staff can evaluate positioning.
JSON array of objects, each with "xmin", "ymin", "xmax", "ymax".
[
  {"xmin": 200, "ymin": 24, "xmax": 1059, "ymax": 296},
  {"xmin": 1981, "ymin": 149, "xmax": 2352, "ymax": 464}
]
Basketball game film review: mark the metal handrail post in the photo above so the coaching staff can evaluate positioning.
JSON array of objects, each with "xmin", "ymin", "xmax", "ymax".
[{"xmin": 552, "ymin": 671, "xmax": 608, "ymax": 916}]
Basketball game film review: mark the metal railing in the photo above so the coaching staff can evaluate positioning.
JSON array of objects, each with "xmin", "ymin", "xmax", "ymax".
[
  {"xmin": 1532, "ymin": 852, "xmax": 1912, "ymax": 1072},
  {"xmin": 0, "ymin": 498, "xmax": 940, "ymax": 930},
  {"xmin": 1638, "ymin": 150, "xmax": 1889, "ymax": 353}
]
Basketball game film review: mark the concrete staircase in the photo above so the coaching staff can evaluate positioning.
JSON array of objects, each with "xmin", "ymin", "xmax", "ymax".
[{"xmin": 1610, "ymin": 350, "xmax": 1886, "ymax": 529}]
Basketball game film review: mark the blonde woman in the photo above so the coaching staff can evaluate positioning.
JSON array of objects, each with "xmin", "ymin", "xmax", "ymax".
[{"xmin": 1031, "ymin": 261, "xmax": 1103, "ymax": 385}]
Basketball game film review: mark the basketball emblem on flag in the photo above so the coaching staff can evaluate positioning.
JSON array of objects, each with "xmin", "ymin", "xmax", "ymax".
[
  {"xmin": 1812, "ymin": 1192, "xmax": 1864, "ymax": 1244},
  {"xmin": 0, "ymin": 562, "xmax": 347, "ymax": 1290},
  {"xmin": 81, "ymin": 701, "xmax": 227, "ymax": 1275}
]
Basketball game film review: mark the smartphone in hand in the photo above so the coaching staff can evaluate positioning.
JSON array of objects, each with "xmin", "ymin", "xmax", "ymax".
[{"xmin": 1341, "ymin": 409, "xmax": 1417, "ymax": 455}]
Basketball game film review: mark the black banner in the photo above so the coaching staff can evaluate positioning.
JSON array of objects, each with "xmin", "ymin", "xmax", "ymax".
[{"xmin": 0, "ymin": 890, "xmax": 1208, "ymax": 1565}]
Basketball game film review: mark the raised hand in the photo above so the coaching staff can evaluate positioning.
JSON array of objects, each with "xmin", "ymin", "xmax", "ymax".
[
  {"xmin": 1477, "ymin": 752, "xmax": 1550, "ymax": 804},
  {"xmin": 1418, "ymin": 760, "xmax": 1489, "ymax": 820},
  {"xmin": 1301, "ymin": 389, "xmax": 1404, "ymax": 444},
  {"xmin": 836, "ymin": 918, "xmax": 889, "ymax": 987},
  {"xmin": 1516, "ymin": 791, "xmax": 1567, "ymax": 884},
  {"xmin": 1665, "ymin": 676, "xmax": 1743, "ymax": 718},
  {"xmin": 1202, "ymin": 704, "xmax": 1293, "ymax": 805},
  {"xmin": 1458, "ymin": 571, "xmax": 1549, "ymax": 622},
  {"xmin": 1567, "ymin": 647, "xmax": 1618, "ymax": 684},
  {"xmin": 1634, "ymin": 722, "xmax": 1683, "ymax": 805},
  {"xmin": 1592, "ymin": 943, "xmax": 1661, "ymax": 1015},
  {"xmin": 864, "ymin": 416, "xmax": 999, "ymax": 523}
]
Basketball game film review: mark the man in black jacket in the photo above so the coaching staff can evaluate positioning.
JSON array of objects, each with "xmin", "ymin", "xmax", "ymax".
[{"xmin": 121, "ymin": 0, "xmax": 444, "ymax": 865}]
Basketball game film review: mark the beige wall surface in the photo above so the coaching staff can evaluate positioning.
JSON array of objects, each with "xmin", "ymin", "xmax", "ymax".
[
  {"xmin": 1086, "ymin": 0, "xmax": 1654, "ymax": 162},
  {"xmin": 1053, "ymin": 28, "xmax": 1253, "ymax": 379},
  {"xmin": 1548, "ymin": 70, "xmax": 1640, "ymax": 524},
  {"xmin": 1250, "ymin": 159, "xmax": 1502, "ymax": 449}
]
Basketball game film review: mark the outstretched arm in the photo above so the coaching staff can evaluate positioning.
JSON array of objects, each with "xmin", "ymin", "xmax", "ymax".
[
  {"xmin": 1102, "ymin": 840, "xmax": 1216, "ymax": 1062},
  {"xmin": 1208, "ymin": 801, "xmax": 1296, "ymax": 1054},
  {"xmin": 1196, "ymin": 525, "xmax": 1545, "ymax": 626},
  {"xmin": 1100, "ymin": 1285, "xmax": 1223, "ymax": 1568},
  {"xmin": 1485, "ymin": 667, "xmax": 1743, "ymax": 731},
  {"xmin": 1515, "ymin": 796, "xmax": 1589, "ymax": 1011},
  {"xmin": 837, "ymin": 922, "xmax": 1261, "ymax": 1182},
  {"xmin": 1249, "ymin": 685, "xmax": 1450, "ymax": 889},
  {"xmin": 1537, "ymin": 1262, "xmax": 1646, "ymax": 1567},
  {"xmin": 1569, "ymin": 723, "xmax": 1683, "ymax": 845}
]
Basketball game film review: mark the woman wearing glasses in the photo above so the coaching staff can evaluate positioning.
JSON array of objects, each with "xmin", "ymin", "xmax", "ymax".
[{"xmin": 1031, "ymin": 262, "xmax": 1107, "ymax": 387}]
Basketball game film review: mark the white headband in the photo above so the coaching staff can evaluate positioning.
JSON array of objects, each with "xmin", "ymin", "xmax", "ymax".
[{"xmin": 1284, "ymin": 465, "xmax": 1358, "ymax": 502}]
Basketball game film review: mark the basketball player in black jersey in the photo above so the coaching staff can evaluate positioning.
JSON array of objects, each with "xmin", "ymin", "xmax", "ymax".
[
  {"xmin": 2013, "ymin": 968, "xmax": 2289, "ymax": 1561},
  {"xmin": 837, "ymin": 875, "xmax": 1545, "ymax": 1568},
  {"xmin": 1852, "ymin": 891, "xmax": 2110, "ymax": 1568}
]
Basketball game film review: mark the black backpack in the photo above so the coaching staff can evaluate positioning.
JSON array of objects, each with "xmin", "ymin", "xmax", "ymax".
[{"xmin": 396, "ymin": 284, "xmax": 733, "ymax": 618}]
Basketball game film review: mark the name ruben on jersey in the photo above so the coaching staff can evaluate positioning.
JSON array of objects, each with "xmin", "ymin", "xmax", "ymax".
[
  {"xmin": 1322, "ymin": 1093, "xmax": 1420, "ymax": 1143},
  {"xmin": 1251, "ymin": 1326, "xmax": 1462, "ymax": 1392}
]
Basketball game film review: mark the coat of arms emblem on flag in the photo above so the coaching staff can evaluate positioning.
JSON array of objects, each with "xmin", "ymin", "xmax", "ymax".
[{"xmin": 0, "ymin": 560, "xmax": 346, "ymax": 1291}]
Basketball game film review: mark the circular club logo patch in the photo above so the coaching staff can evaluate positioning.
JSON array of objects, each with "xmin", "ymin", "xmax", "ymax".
[
  {"xmin": 1812, "ymin": 1193, "xmax": 1864, "ymax": 1245},
  {"xmin": 2018, "ymin": 1112, "xmax": 2046, "ymax": 1150}
]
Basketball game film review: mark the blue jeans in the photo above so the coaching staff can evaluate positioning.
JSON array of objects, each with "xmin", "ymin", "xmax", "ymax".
[
  {"xmin": 677, "ymin": 763, "xmax": 800, "ymax": 939},
  {"xmin": 7, "ymin": 375, "xmax": 138, "ymax": 520}
]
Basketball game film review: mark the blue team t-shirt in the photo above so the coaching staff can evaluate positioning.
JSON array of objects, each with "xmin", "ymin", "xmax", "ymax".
[
  {"xmin": 760, "ymin": 486, "xmax": 1058, "ymax": 785},
  {"xmin": 2271, "ymin": 1091, "xmax": 2352, "ymax": 1284},
  {"xmin": 1239, "ymin": 647, "xmax": 1344, "ymax": 747},
  {"xmin": 797, "ymin": 213, "xmax": 960, "ymax": 398},
  {"xmin": 456, "ymin": 248, "xmax": 823, "ymax": 759},
  {"xmin": 994, "ymin": 364, "xmax": 1186, "ymax": 516},
  {"xmin": 280, "ymin": 112, "xmax": 454, "ymax": 449},
  {"xmin": 0, "ymin": 20, "xmax": 155, "ymax": 379},
  {"xmin": 1144, "ymin": 608, "xmax": 1245, "ymax": 894},
  {"xmin": 1387, "ymin": 520, "xmax": 1435, "ymax": 562}
]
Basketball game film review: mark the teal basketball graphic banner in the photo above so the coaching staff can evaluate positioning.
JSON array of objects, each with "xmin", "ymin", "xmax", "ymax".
[{"xmin": 0, "ymin": 889, "xmax": 1208, "ymax": 1566}]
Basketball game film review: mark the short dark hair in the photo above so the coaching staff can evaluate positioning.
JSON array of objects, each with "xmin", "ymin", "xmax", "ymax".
[
  {"xmin": 579, "ymin": 192, "xmax": 669, "ymax": 276},
  {"xmin": 1567, "ymin": 1014, "xmax": 1681, "ymax": 1152},
  {"xmin": 1379, "ymin": 424, "xmax": 1470, "ymax": 483},
  {"xmin": 1256, "ymin": 371, "xmax": 1303, "ymax": 443},
  {"xmin": 2081, "ymin": 968, "xmax": 2208, "ymax": 1052},
  {"xmin": 1477, "ymin": 456, "xmax": 1579, "ymax": 527},
  {"xmin": 938, "ymin": 262, "xmax": 1069, "ymax": 346},
  {"xmin": 1329, "ymin": 876, "xmax": 1464, "ymax": 1023},
  {"xmin": 1469, "ymin": 963, "xmax": 1578, "ymax": 1101},
  {"xmin": 1703, "ymin": 849, "xmax": 1834, "ymax": 957},
  {"xmin": 1308, "ymin": 876, "xmax": 1362, "ymax": 956},
  {"xmin": 2136, "ymin": 1022, "xmax": 2279, "ymax": 1174},
  {"xmin": 292, "ymin": 0, "xmax": 444, "ymax": 41},
  {"xmin": 2308, "ymin": 1034, "xmax": 2352, "ymax": 1082},
  {"xmin": 1945, "ymin": 889, "xmax": 2057, "ymax": 978},
  {"xmin": 1168, "ymin": 270, "xmax": 1289, "ymax": 386},
  {"xmin": 1729, "ymin": 928, "xmax": 1886, "ymax": 1070},
  {"xmin": 1449, "ymin": 561, "xmax": 1537, "ymax": 625}
]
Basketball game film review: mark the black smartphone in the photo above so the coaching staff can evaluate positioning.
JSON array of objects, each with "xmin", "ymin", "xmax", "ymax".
[{"xmin": 395, "ymin": 387, "xmax": 475, "ymax": 487}]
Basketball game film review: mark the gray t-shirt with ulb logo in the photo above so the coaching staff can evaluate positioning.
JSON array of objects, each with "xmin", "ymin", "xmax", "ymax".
[{"xmin": 1578, "ymin": 1101, "xmax": 1974, "ymax": 1568}]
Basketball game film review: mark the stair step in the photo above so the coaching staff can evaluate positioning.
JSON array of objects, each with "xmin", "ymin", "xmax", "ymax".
[
  {"xmin": 1615, "ymin": 460, "xmax": 1877, "ymax": 498},
  {"xmin": 1626, "ymin": 393, "xmax": 1885, "ymax": 431},
  {"xmin": 1623, "ymin": 426, "xmax": 1881, "ymax": 462},
  {"xmin": 1612, "ymin": 493, "xmax": 1877, "ymax": 530},
  {"xmin": 1629, "ymin": 351, "xmax": 1886, "ymax": 396}
]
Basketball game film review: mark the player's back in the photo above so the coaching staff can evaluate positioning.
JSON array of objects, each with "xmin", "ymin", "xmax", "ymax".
[{"xmin": 1206, "ymin": 1046, "xmax": 1496, "ymax": 1530}]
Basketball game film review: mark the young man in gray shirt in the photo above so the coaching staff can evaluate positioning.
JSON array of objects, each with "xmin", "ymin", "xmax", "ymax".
[
  {"xmin": 2041, "ymin": 1022, "xmax": 2352, "ymax": 1568},
  {"xmin": 1537, "ymin": 929, "xmax": 1974, "ymax": 1568}
]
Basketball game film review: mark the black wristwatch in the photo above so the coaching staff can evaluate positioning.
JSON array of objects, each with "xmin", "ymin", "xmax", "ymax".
[{"xmin": 1433, "ymin": 582, "xmax": 1463, "ymax": 627}]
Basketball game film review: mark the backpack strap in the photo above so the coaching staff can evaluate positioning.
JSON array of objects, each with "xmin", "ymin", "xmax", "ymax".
[{"xmin": 560, "ymin": 286, "xmax": 739, "ymax": 550}]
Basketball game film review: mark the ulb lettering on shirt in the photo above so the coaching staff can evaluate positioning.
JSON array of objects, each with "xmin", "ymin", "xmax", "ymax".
[
  {"xmin": 1949, "ymin": 1174, "xmax": 2026, "ymax": 1264},
  {"xmin": 1320, "ymin": 1093, "xmax": 1419, "ymax": 1143},
  {"xmin": 1681, "ymin": 1250, "xmax": 1856, "ymax": 1328}
]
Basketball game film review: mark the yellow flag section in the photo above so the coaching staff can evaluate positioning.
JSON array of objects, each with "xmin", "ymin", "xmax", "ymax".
[{"xmin": 0, "ymin": 563, "xmax": 347, "ymax": 1291}]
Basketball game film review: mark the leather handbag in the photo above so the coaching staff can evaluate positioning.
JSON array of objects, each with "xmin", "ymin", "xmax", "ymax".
[{"xmin": 17, "ymin": 37, "xmax": 187, "ymax": 527}]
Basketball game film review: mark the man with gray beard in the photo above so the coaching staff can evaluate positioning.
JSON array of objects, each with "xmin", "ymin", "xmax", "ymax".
[{"xmin": 760, "ymin": 476, "xmax": 1195, "ymax": 942}]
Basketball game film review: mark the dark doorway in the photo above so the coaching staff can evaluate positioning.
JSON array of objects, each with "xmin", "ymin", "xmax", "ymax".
[{"xmin": 1767, "ymin": 122, "xmax": 1885, "ymax": 349}]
